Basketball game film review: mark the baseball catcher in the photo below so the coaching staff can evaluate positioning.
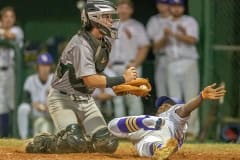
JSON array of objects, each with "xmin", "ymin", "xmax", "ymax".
[
  {"xmin": 25, "ymin": 0, "xmax": 138, "ymax": 154},
  {"xmin": 108, "ymin": 83, "xmax": 226, "ymax": 160}
]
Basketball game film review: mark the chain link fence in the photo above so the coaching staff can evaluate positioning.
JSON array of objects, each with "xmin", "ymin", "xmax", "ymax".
[
  {"xmin": 212, "ymin": 0, "xmax": 240, "ymax": 118},
  {"xmin": 202, "ymin": 0, "xmax": 240, "ymax": 141},
  {"xmin": 199, "ymin": 0, "xmax": 240, "ymax": 141}
]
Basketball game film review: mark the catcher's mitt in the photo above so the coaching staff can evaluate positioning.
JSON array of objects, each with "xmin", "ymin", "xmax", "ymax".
[{"xmin": 112, "ymin": 78, "xmax": 152, "ymax": 97}]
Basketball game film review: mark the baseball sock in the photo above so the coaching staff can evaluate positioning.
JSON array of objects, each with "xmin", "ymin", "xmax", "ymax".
[{"xmin": 117, "ymin": 116, "xmax": 160, "ymax": 133}]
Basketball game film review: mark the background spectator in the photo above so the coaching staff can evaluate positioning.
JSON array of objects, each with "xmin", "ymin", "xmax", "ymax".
[
  {"xmin": 0, "ymin": 6, "xmax": 23, "ymax": 137},
  {"xmin": 146, "ymin": 0, "xmax": 171, "ymax": 97},
  {"xmin": 109, "ymin": 0, "xmax": 150, "ymax": 117},
  {"xmin": 17, "ymin": 53, "xmax": 54, "ymax": 139},
  {"xmin": 166, "ymin": 0, "xmax": 200, "ymax": 139}
]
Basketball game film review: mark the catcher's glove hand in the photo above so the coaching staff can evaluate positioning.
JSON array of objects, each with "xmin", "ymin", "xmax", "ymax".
[{"xmin": 112, "ymin": 78, "xmax": 152, "ymax": 97}]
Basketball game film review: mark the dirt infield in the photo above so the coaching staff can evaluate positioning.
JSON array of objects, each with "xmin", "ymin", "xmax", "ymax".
[{"xmin": 0, "ymin": 139, "xmax": 240, "ymax": 160}]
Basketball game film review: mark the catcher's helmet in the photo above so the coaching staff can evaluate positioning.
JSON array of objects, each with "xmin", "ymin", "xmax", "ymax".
[{"xmin": 77, "ymin": 0, "xmax": 119, "ymax": 39}]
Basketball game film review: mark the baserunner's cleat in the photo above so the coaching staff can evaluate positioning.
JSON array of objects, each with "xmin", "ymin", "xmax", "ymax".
[{"xmin": 152, "ymin": 138, "xmax": 178, "ymax": 160}]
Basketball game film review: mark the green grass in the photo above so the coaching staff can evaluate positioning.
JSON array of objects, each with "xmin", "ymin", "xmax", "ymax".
[
  {"xmin": 0, "ymin": 139, "xmax": 26, "ymax": 147},
  {"xmin": 183, "ymin": 143, "xmax": 240, "ymax": 151}
]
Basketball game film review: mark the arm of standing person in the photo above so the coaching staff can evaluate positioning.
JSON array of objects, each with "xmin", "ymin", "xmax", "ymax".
[
  {"xmin": 146, "ymin": 16, "xmax": 168, "ymax": 53},
  {"xmin": 127, "ymin": 23, "xmax": 150, "ymax": 68},
  {"xmin": 152, "ymin": 28, "xmax": 171, "ymax": 51},
  {"xmin": 93, "ymin": 88, "xmax": 113, "ymax": 101},
  {"xmin": 127, "ymin": 46, "xmax": 149, "ymax": 68},
  {"xmin": 0, "ymin": 27, "xmax": 23, "ymax": 41},
  {"xmin": 0, "ymin": 29, "xmax": 12, "ymax": 39},
  {"xmin": 3, "ymin": 30, "xmax": 16, "ymax": 40},
  {"xmin": 0, "ymin": 26, "xmax": 24, "ymax": 48},
  {"xmin": 32, "ymin": 102, "xmax": 48, "ymax": 112},
  {"xmin": 173, "ymin": 18, "xmax": 199, "ymax": 45},
  {"xmin": 174, "ymin": 31, "xmax": 197, "ymax": 45},
  {"xmin": 152, "ymin": 36, "xmax": 168, "ymax": 51}
]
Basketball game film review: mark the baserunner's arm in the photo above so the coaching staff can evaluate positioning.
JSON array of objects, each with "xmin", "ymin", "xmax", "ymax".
[{"xmin": 176, "ymin": 83, "xmax": 226, "ymax": 118}]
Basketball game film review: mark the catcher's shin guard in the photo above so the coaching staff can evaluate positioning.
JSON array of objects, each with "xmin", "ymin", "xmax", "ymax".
[
  {"xmin": 25, "ymin": 124, "xmax": 88, "ymax": 153},
  {"xmin": 25, "ymin": 132, "xmax": 56, "ymax": 153},
  {"xmin": 55, "ymin": 124, "xmax": 88, "ymax": 153},
  {"xmin": 92, "ymin": 127, "xmax": 119, "ymax": 153},
  {"xmin": 152, "ymin": 138, "xmax": 178, "ymax": 160}
]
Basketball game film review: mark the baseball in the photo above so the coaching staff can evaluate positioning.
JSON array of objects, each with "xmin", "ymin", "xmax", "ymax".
[{"xmin": 140, "ymin": 85, "xmax": 147, "ymax": 90}]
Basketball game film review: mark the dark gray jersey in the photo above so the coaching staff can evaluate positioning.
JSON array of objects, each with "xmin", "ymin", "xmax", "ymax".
[{"xmin": 52, "ymin": 33, "xmax": 97, "ymax": 96}]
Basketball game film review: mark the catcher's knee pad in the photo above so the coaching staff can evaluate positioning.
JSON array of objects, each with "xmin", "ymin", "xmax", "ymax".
[
  {"xmin": 92, "ymin": 127, "xmax": 119, "ymax": 153},
  {"xmin": 55, "ymin": 124, "xmax": 88, "ymax": 153},
  {"xmin": 25, "ymin": 132, "xmax": 56, "ymax": 153}
]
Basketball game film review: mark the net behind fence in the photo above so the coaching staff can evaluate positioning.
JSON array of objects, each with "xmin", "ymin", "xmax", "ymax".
[
  {"xmin": 200, "ymin": 0, "xmax": 240, "ymax": 141},
  {"xmin": 213, "ymin": 0, "xmax": 240, "ymax": 118},
  {"xmin": 199, "ymin": 0, "xmax": 240, "ymax": 140}
]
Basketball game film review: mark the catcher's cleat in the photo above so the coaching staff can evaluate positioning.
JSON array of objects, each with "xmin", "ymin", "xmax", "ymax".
[
  {"xmin": 25, "ymin": 139, "xmax": 34, "ymax": 153},
  {"xmin": 25, "ymin": 132, "xmax": 56, "ymax": 153},
  {"xmin": 152, "ymin": 138, "xmax": 178, "ymax": 160}
]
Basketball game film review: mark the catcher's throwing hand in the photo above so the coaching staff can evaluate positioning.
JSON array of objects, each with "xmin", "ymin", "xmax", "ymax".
[
  {"xmin": 201, "ymin": 83, "xmax": 226, "ymax": 100},
  {"xmin": 112, "ymin": 78, "xmax": 152, "ymax": 97},
  {"xmin": 123, "ymin": 66, "xmax": 137, "ymax": 82}
]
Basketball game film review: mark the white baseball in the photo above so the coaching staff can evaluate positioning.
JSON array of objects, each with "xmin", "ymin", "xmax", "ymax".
[{"xmin": 140, "ymin": 85, "xmax": 147, "ymax": 89}]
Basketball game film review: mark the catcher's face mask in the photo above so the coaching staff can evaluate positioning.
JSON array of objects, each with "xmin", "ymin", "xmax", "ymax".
[{"xmin": 78, "ymin": 0, "xmax": 119, "ymax": 39}]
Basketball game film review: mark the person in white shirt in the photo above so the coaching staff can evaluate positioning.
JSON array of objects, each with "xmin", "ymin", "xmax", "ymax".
[
  {"xmin": 109, "ymin": 0, "xmax": 150, "ymax": 117},
  {"xmin": 147, "ymin": 0, "xmax": 171, "ymax": 97},
  {"xmin": 17, "ymin": 53, "xmax": 54, "ymax": 139},
  {"xmin": 0, "ymin": 6, "xmax": 24, "ymax": 137},
  {"xmin": 165, "ymin": 0, "xmax": 200, "ymax": 139},
  {"xmin": 108, "ymin": 83, "xmax": 226, "ymax": 160}
]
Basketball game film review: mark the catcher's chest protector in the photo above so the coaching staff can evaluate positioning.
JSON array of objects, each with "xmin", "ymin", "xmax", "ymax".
[{"xmin": 79, "ymin": 31, "xmax": 111, "ymax": 73}]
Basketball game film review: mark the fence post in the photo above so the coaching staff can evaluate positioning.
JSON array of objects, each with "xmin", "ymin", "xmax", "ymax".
[
  {"xmin": 203, "ymin": 0, "xmax": 214, "ymax": 87},
  {"xmin": 197, "ymin": 0, "xmax": 215, "ymax": 140}
]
